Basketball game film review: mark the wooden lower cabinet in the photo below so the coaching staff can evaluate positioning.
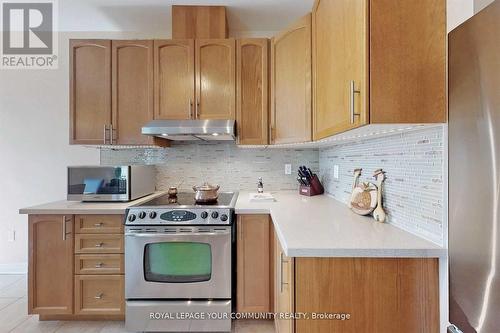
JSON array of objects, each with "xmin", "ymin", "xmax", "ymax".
[
  {"xmin": 28, "ymin": 215, "xmax": 74, "ymax": 315},
  {"xmin": 74, "ymin": 275, "xmax": 124, "ymax": 316},
  {"xmin": 28, "ymin": 214, "xmax": 124, "ymax": 320},
  {"xmin": 236, "ymin": 215, "xmax": 273, "ymax": 313},
  {"xmin": 294, "ymin": 258, "xmax": 440, "ymax": 333}
]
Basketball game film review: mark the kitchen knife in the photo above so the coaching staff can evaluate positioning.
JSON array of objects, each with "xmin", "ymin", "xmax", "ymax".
[{"xmin": 307, "ymin": 167, "xmax": 314, "ymax": 178}]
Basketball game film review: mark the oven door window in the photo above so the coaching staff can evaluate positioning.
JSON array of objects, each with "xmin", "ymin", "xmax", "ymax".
[{"xmin": 144, "ymin": 242, "xmax": 212, "ymax": 283}]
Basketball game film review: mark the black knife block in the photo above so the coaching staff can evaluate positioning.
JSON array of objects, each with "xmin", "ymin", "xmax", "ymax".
[{"xmin": 299, "ymin": 175, "xmax": 324, "ymax": 196}]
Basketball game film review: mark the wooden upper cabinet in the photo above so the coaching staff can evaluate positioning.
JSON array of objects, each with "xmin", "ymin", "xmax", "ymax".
[
  {"xmin": 112, "ymin": 40, "xmax": 154, "ymax": 145},
  {"xmin": 172, "ymin": 6, "xmax": 227, "ymax": 39},
  {"xmin": 28, "ymin": 215, "xmax": 74, "ymax": 315},
  {"xmin": 195, "ymin": 39, "xmax": 236, "ymax": 119},
  {"xmin": 154, "ymin": 40, "xmax": 195, "ymax": 120},
  {"xmin": 236, "ymin": 39, "xmax": 269, "ymax": 145},
  {"xmin": 311, "ymin": 0, "xmax": 446, "ymax": 140},
  {"xmin": 369, "ymin": 0, "xmax": 446, "ymax": 123},
  {"xmin": 237, "ymin": 215, "xmax": 271, "ymax": 313},
  {"xmin": 312, "ymin": 0, "xmax": 368, "ymax": 140},
  {"xmin": 271, "ymin": 14, "xmax": 312, "ymax": 144},
  {"xmin": 69, "ymin": 40, "xmax": 111, "ymax": 145}
]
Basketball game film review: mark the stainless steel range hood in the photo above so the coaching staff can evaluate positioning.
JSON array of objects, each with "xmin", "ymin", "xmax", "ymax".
[{"xmin": 142, "ymin": 119, "xmax": 236, "ymax": 141}]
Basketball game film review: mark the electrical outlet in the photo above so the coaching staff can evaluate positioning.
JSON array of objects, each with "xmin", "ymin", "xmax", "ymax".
[
  {"xmin": 7, "ymin": 230, "xmax": 15, "ymax": 242},
  {"xmin": 333, "ymin": 165, "xmax": 340, "ymax": 179},
  {"xmin": 285, "ymin": 164, "xmax": 292, "ymax": 175}
]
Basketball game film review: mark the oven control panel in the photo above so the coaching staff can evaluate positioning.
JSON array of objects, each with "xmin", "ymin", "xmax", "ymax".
[
  {"xmin": 124, "ymin": 208, "xmax": 233, "ymax": 225},
  {"xmin": 160, "ymin": 210, "xmax": 196, "ymax": 222}
]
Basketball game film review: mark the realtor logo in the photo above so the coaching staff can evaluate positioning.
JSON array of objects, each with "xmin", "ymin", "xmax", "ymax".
[{"xmin": 1, "ymin": 0, "xmax": 58, "ymax": 69}]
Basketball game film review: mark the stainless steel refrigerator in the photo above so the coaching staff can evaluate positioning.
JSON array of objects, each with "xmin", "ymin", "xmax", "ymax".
[{"xmin": 449, "ymin": 1, "xmax": 500, "ymax": 332}]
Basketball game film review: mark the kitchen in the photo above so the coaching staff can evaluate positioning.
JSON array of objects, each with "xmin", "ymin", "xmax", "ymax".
[{"xmin": 0, "ymin": 0, "xmax": 497, "ymax": 332}]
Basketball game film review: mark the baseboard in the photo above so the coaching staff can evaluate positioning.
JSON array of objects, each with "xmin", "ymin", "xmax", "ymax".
[{"xmin": 0, "ymin": 262, "xmax": 27, "ymax": 274}]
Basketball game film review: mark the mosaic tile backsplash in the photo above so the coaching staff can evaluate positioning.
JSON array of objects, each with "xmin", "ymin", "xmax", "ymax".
[
  {"xmin": 100, "ymin": 142, "xmax": 319, "ymax": 192},
  {"xmin": 319, "ymin": 126, "xmax": 445, "ymax": 245},
  {"xmin": 100, "ymin": 125, "xmax": 445, "ymax": 246}
]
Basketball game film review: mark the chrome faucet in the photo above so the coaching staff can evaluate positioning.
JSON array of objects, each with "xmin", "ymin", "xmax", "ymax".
[{"xmin": 257, "ymin": 177, "xmax": 264, "ymax": 193}]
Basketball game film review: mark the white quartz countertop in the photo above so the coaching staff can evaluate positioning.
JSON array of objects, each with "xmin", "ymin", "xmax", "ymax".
[
  {"xmin": 19, "ymin": 190, "xmax": 444, "ymax": 258},
  {"xmin": 235, "ymin": 191, "xmax": 445, "ymax": 258},
  {"xmin": 19, "ymin": 192, "xmax": 166, "ymax": 215}
]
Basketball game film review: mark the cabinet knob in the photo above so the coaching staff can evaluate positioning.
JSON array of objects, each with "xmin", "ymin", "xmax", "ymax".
[
  {"xmin": 95, "ymin": 242, "xmax": 104, "ymax": 248},
  {"xmin": 94, "ymin": 293, "xmax": 104, "ymax": 299},
  {"xmin": 94, "ymin": 223, "xmax": 104, "ymax": 227},
  {"xmin": 95, "ymin": 262, "xmax": 104, "ymax": 268}
]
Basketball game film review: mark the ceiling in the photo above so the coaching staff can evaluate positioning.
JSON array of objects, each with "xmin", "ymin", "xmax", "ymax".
[{"xmin": 59, "ymin": 0, "xmax": 314, "ymax": 34}]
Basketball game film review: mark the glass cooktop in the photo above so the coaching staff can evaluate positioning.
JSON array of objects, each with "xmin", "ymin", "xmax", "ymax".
[{"xmin": 135, "ymin": 192, "xmax": 237, "ymax": 208}]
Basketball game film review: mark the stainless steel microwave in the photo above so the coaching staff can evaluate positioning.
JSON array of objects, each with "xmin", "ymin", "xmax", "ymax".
[{"xmin": 67, "ymin": 165, "xmax": 155, "ymax": 202}]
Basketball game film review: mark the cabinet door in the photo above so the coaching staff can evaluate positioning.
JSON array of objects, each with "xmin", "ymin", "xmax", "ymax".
[
  {"xmin": 274, "ymin": 232, "xmax": 295, "ymax": 333},
  {"xmin": 236, "ymin": 39, "xmax": 269, "ymax": 145},
  {"xmin": 294, "ymin": 258, "xmax": 439, "ymax": 333},
  {"xmin": 195, "ymin": 39, "xmax": 236, "ymax": 119},
  {"xmin": 28, "ymin": 215, "xmax": 74, "ymax": 315},
  {"xmin": 312, "ymin": 0, "xmax": 368, "ymax": 140},
  {"xmin": 271, "ymin": 14, "xmax": 312, "ymax": 144},
  {"xmin": 112, "ymin": 40, "xmax": 154, "ymax": 145},
  {"xmin": 369, "ymin": 0, "xmax": 446, "ymax": 123},
  {"xmin": 154, "ymin": 40, "xmax": 195, "ymax": 120},
  {"xmin": 237, "ymin": 215, "xmax": 271, "ymax": 313},
  {"xmin": 69, "ymin": 40, "xmax": 111, "ymax": 145}
]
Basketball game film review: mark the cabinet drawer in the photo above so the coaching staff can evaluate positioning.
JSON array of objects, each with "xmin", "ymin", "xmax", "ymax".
[
  {"xmin": 75, "ymin": 215, "xmax": 124, "ymax": 234},
  {"xmin": 75, "ymin": 234, "xmax": 124, "ymax": 254},
  {"xmin": 74, "ymin": 275, "xmax": 124, "ymax": 315},
  {"xmin": 75, "ymin": 254, "xmax": 124, "ymax": 275}
]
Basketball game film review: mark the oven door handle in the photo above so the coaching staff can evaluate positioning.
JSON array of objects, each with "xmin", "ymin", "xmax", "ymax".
[{"xmin": 125, "ymin": 231, "xmax": 230, "ymax": 237}]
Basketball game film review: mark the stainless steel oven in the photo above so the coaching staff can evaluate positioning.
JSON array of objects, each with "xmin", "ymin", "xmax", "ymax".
[
  {"xmin": 125, "ymin": 224, "xmax": 233, "ymax": 332},
  {"xmin": 125, "ymin": 225, "xmax": 231, "ymax": 299}
]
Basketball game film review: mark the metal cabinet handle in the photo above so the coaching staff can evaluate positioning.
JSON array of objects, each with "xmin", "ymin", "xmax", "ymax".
[
  {"xmin": 62, "ymin": 216, "xmax": 67, "ymax": 240},
  {"xmin": 110, "ymin": 125, "xmax": 116, "ymax": 145},
  {"xmin": 349, "ymin": 80, "xmax": 361, "ymax": 124},
  {"xmin": 95, "ymin": 262, "xmax": 104, "ymax": 268},
  {"xmin": 196, "ymin": 100, "xmax": 200, "ymax": 119},
  {"xmin": 189, "ymin": 99, "xmax": 194, "ymax": 119},
  {"xmin": 103, "ymin": 125, "xmax": 107, "ymax": 144},
  {"xmin": 280, "ymin": 252, "xmax": 289, "ymax": 293},
  {"xmin": 95, "ymin": 242, "xmax": 104, "ymax": 248},
  {"xmin": 62, "ymin": 216, "xmax": 71, "ymax": 240},
  {"xmin": 94, "ymin": 223, "xmax": 104, "ymax": 227},
  {"xmin": 94, "ymin": 293, "xmax": 104, "ymax": 299}
]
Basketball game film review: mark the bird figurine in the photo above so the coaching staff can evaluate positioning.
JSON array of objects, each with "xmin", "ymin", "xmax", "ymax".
[{"xmin": 372, "ymin": 169, "xmax": 387, "ymax": 223}]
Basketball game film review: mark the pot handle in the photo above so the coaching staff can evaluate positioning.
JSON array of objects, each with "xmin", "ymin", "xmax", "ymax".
[
  {"xmin": 216, "ymin": 185, "xmax": 220, "ymax": 191},
  {"xmin": 192, "ymin": 185, "xmax": 197, "ymax": 191}
]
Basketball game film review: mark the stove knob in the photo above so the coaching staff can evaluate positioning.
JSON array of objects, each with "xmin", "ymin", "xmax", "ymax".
[
  {"xmin": 149, "ymin": 211, "xmax": 157, "ymax": 219},
  {"xmin": 211, "ymin": 212, "xmax": 219, "ymax": 219},
  {"xmin": 138, "ymin": 212, "xmax": 146, "ymax": 219},
  {"xmin": 220, "ymin": 214, "xmax": 228, "ymax": 222},
  {"xmin": 128, "ymin": 214, "xmax": 136, "ymax": 222},
  {"xmin": 201, "ymin": 212, "xmax": 209, "ymax": 219}
]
